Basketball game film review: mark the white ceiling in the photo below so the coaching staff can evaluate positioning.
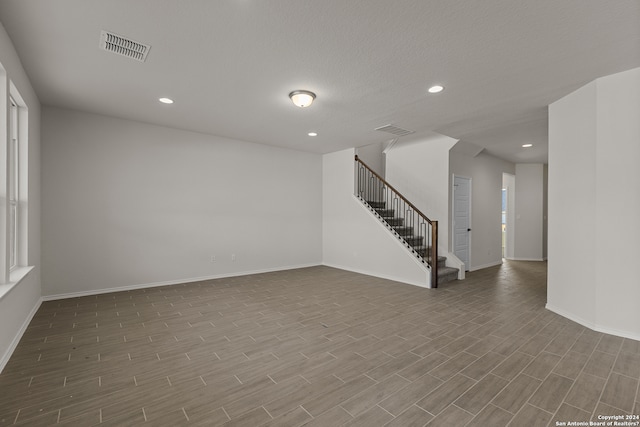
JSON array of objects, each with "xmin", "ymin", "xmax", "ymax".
[{"xmin": 1, "ymin": 0, "xmax": 639, "ymax": 163}]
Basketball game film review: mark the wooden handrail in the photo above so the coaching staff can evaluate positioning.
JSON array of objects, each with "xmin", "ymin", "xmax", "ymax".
[{"xmin": 355, "ymin": 155, "xmax": 435, "ymax": 225}]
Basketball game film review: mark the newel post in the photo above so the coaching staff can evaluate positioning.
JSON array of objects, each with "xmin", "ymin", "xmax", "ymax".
[{"xmin": 431, "ymin": 220, "xmax": 438, "ymax": 288}]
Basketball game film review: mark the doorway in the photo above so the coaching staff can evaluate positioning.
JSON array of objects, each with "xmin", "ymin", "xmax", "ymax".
[
  {"xmin": 453, "ymin": 175, "xmax": 471, "ymax": 271},
  {"xmin": 502, "ymin": 173, "xmax": 515, "ymax": 259}
]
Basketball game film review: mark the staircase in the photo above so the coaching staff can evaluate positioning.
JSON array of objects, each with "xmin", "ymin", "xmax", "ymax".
[
  {"xmin": 355, "ymin": 155, "xmax": 461, "ymax": 287},
  {"xmin": 365, "ymin": 200, "xmax": 459, "ymax": 285}
]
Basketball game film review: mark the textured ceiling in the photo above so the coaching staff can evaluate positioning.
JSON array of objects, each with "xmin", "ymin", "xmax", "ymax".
[{"xmin": 1, "ymin": 0, "xmax": 639, "ymax": 163}]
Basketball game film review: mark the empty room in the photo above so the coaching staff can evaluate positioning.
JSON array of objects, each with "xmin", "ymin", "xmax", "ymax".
[{"xmin": 0, "ymin": 1, "xmax": 639, "ymax": 426}]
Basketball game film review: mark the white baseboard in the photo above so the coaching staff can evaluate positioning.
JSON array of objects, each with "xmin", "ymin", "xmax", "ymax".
[
  {"xmin": 506, "ymin": 257, "xmax": 547, "ymax": 262},
  {"xmin": 322, "ymin": 262, "xmax": 431, "ymax": 289},
  {"xmin": 0, "ymin": 297, "xmax": 42, "ymax": 373},
  {"xmin": 546, "ymin": 303, "xmax": 640, "ymax": 342},
  {"xmin": 42, "ymin": 263, "xmax": 321, "ymax": 301}
]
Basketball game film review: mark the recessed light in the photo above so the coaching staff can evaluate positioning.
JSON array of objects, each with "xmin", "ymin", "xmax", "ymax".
[
  {"xmin": 428, "ymin": 85, "xmax": 444, "ymax": 94},
  {"xmin": 159, "ymin": 97, "xmax": 174, "ymax": 104},
  {"xmin": 308, "ymin": 132, "xmax": 318, "ymax": 137},
  {"xmin": 522, "ymin": 143, "xmax": 533, "ymax": 148}
]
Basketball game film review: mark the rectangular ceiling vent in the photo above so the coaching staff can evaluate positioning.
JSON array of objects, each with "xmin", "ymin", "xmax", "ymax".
[
  {"xmin": 374, "ymin": 124, "xmax": 415, "ymax": 137},
  {"xmin": 99, "ymin": 30, "xmax": 150, "ymax": 62}
]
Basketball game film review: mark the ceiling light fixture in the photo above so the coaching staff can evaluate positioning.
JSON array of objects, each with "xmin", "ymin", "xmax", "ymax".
[
  {"xmin": 289, "ymin": 90, "xmax": 316, "ymax": 108},
  {"xmin": 159, "ymin": 97, "xmax": 174, "ymax": 104},
  {"xmin": 428, "ymin": 85, "xmax": 444, "ymax": 94},
  {"xmin": 522, "ymin": 143, "xmax": 533, "ymax": 148},
  {"xmin": 308, "ymin": 132, "xmax": 318, "ymax": 137}
]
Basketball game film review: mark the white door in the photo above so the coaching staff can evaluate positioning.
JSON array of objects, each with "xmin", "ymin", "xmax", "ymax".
[{"xmin": 453, "ymin": 176, "xmax": 471, "ymax": 271}]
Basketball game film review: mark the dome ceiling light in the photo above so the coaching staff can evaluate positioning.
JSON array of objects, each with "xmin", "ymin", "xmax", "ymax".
[{"xmin": 289, "ymin": 90, "xmax": 316, "ymax": 108}]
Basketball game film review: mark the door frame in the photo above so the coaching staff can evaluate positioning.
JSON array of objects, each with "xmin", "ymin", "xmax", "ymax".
[
  {"xmin": 502, "ymin": 173, "xmax": 516, "ymax": 260},
  {"xmin": 452, "ymin": 174, "xmax": 472, "ymax": 271}
]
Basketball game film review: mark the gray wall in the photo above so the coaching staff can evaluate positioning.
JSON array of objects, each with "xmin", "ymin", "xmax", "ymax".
[
  {"xmin": 514, "ymin": 163, "xmax": 546, "ymax": 261},
  {"xmin": 42, "ymin": 107, "xmax": 323, "ymax": 297},
  {"xmin": 355, "ymin": 142, "xmax": 385, "ymax": 178},
  {"xmin": 548, "ymin": 67, "xmax": 640, "ymax": 340},
  {"xmin": 449, "ymin": 151, "xmax": 515, "ymax": 270},
  {"xmin": 385, "ymin": 133, "xmax": 458, "ymax": 256},
  {"xmin": 0, "ymin": 22, "xmax": 42, "ymax": 370}
]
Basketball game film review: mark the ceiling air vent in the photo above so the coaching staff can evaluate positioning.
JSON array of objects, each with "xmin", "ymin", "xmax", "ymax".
[
  {"xmin": 374, "ymin": 124, "xmax": 415, "ymax": 137},
  {"xmin": 99, "ymin": 31, "xmax": 150, "ymax": 62}
]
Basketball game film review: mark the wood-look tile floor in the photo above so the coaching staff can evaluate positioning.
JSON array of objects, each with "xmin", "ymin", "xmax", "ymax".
[{"xmin": 1, "ymin": 261, "xmax": 638, "ymax": 426}]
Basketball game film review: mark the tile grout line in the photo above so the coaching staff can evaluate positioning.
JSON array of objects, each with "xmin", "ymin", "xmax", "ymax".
[{"xmin": 551, "ymin": 329, "xmax": 604, "ymax": 422}]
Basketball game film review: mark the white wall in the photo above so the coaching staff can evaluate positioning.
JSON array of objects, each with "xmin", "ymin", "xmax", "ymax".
[
  {"xmin": 543, "ymin": 164, "xmax": 548, "ymax": 260},
  {"xmin": 356, "ymin": 142, "xmax": 385, "ymax": 178},
  {"xmin": 449, "ymin": 150, "xmax": 515, "ymax": 270},
  {"xmin": 548, "ymin": 67, "xmax": 640, "ymax": 340},
  {"xmin": 594, "ymin": 68, "xmax": 640, "ymax": 338},
  {"xmin": 514, "ymin": 163, "xmax": 545, "ymax": 261},
  {"xmin": 42, "ymin": 107, "xmax": 322, "ymax": 297},
  {"xmin": 385, "ymin": 132, "xmax": 458, "ymax": 256},
  {"xmin": 0, "ymin": 22, "xmax": 42, "ymax": 371},
  {"xmin": 322, "ymin": 148, "xmax": 430, "ymax": 288}
]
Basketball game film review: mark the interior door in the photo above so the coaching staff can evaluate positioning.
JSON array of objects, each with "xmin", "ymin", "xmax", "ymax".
[{"xmin": 453, "ymin": 175, "xmax": 471, "ymax": 271}]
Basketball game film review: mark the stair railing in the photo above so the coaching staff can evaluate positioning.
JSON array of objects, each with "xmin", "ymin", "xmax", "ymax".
[{"xmin": 355, "ymin": 155, "xmax": 439, "ymax": 288}]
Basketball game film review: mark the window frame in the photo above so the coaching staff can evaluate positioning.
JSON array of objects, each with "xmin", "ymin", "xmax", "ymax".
[
  {"xmin": 0, "ymin": 66, "xmax": 32, "ymax": 293},
  {"xmin": 8, "ymin": 97, "xmax": 18, "ymax": 271}
]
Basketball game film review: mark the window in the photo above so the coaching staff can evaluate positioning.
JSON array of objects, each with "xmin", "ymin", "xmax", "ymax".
[
  {"xmin": 0, "ymin": 66, "xmax": 30, "ymax": 289},
  {"xmin": 9, "ymin": 97, "xmax": 18, "ymax": 270},
  {"xmin": 4, "ymin": 81, "xmax": 29, "ymax": 285}
]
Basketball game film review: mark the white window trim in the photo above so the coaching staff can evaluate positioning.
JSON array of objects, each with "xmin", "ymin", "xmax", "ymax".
[
  {"xmin": 0, "ymin": 265, "xmax": 34, "ymax": 302},
  {"xmin": 9, "ymin": 97, "xmax": 18, "ymax": 271},
  {"xmin": 0, "ymin": 76, "xmax": 31, "ymax": 286}
]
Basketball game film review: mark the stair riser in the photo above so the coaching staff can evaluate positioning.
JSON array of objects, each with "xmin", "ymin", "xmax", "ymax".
[
  {"xmin": 403, "ymin": 237, "xmax": 424, "ymax": 246},
  {"xmin": 393, "ymin": 227, "xmax": 414, "ymax": 236},
  {"xmin": 416, "ymin": 253, "xmax": 460, "ymax": 285},
  {"xmin": 415, "ymin": 252, "xmax": 446, "ymax": 266},
  {"xmin": 366, "ymin": 201, "xmax": 386, "ymax": 209},
  {"xmin": 375, "ymin": 209, "xmax": 395, "ymax": 217},
  {"xmin": 438, "ymin": 272, "xmax": 458, "ymax": 285}
]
